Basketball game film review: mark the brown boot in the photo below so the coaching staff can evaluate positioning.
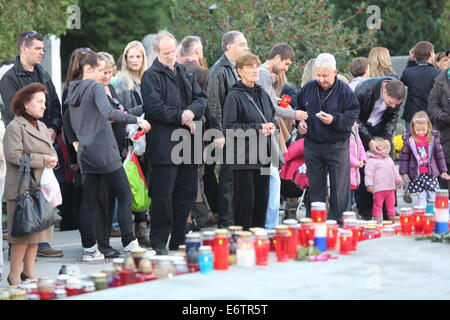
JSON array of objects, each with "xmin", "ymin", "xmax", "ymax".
[{"xmin": 135, "ymin": 222, "xmax": 151, "ymax": 248}]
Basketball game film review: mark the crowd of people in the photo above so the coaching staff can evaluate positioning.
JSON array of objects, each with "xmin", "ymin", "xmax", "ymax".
[{"xmin": 0, "ymin": 29, "xmax": 450, "ymax": 285}]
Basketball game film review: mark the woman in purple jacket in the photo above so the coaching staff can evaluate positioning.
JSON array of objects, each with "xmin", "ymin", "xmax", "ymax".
[{"xmin": 399, "ymin": 111, "xmax": 450, "ymax": 206}]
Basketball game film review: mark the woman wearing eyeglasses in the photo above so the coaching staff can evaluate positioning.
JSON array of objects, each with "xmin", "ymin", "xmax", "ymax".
[{"xmin": 223, "ymin": 52, "xmax": 277, "ymax": 230}]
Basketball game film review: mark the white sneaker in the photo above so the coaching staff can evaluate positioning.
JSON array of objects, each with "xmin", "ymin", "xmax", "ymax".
[
  {"xmin": 82, "ymin": 244, "xmax": 105, "ymax": 262},
  {"xmin": 122, "ymin": 239, "xmax": 142, "ymax": 252}
]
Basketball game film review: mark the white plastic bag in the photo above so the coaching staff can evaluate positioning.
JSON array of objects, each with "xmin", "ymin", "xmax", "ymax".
[
  {"xmin": 40, "ymin": 167, "xmax": 62, "ymax": 208},
  {"xmin": 126, "ymin": 114, "xmax": 146, "ymax": 156}
]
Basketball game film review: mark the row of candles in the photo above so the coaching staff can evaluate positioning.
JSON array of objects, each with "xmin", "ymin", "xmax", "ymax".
[{"xmin": 2, "ymin": 190, "xmax": 448, "ymax": 300}]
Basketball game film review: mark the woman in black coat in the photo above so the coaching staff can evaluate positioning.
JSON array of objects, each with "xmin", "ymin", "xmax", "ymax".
[{"xmin": 223, "ymin": 52, "xmax": 277, "ymax": 230}]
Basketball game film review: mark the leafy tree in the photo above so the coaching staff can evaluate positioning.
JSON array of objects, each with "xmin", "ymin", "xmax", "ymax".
[
  {"xmin": 171, "ymin": 0, "xmax": 374, "ymax": 86},
  {"xmin": 61, "ymin": 0, "xmax": 171, "ymax": 77},
  {"xmin": 0, "ymin": 0, "xmax": 74, "ymax": 61},
  {"xmin": 331, "ymin": 0, "xmax": 448, "ymax": 56}
]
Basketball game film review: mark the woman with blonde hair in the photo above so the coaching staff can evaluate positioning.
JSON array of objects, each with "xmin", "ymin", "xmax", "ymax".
[
  {"xmin": 301, "ymin": 58, "xmax": 316, "ymax": 88},
  {"xmin": 368, "ymin": 47, "xmax": 398, "ymax": 78},
  {"xmin": 113, "ymin": 41, "xmax": 148, "ymax": 116}
]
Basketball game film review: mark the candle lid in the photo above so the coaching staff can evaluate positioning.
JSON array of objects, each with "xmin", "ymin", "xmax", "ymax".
[
  {"xmin": 199, "ymin": 245, "xmax": 212, "ymax": 254},
  {"xmin": 276, "ymin": 225, "xmax": 289, "ymax": 232},
  {"xmin": 238, "ymin": 231, "xmax": 253, "ymax": 239},
  {"xmin": 427, "ymin": 199, "xmax": 435, "ymax": 204},
  {"xmin": 342, "ymin": 211, "xmax": 356, "ymax": 217},
  {"xmin": 202, "ymin": 231, "xmax": 215, "ymax": 237},
  {"xmin": 249, "ymin": 227, "xmax": 265, "ymax": 234},
  {"xmin": 254, "ymin": 230, "xmax": 268, "ymax": 237},
  {"xmin": 185, "ymin": 232, "xmax": 201, "ymax": 240},
  {"xmin": 413, "ymin": 206, "xmax": 426, "ymax": 213},
  {"xmin": 424, "ymin": 213, "xmax": 434, "ymax": 218},
  {"xmin": 130, "ymin": 247, "xmax": 146, "ymax": 257},
  {"xmin": 178, "ymin": 244, "xmax": 186, "ymax": 252},
  {"xmin": 436, "ymin": 189, "xmax": 449, "ymax": 196},
  {"xmin": 266, "ymin": 229, "xmax": 276, "ymax": 237},
  {"xmin": 343, "ymin": 218, "xmax": 357, "ymax": 226},
  {"xmin": 339, "ymin": 229, "xmax": 352, "ymax": 235},
  {"xmin": 283, "ymin": 219, "xmax": 299, "ymax": 227},
  {"xmin": 228, "ymin": 226, "xmax": 244, "ymax": 233},
  {"xmin": 383, "ymin": 221, "xmax": 394, "ymax": 226},
  {"xmin": 112, "ymin": 258, "xmax": 125, "ymax": 265},
  {"xmin": 326, "ymin": 220, "xmax": 337, "ymax": 225},
  {"xmin": 299, "ymin": 218, "xmax": 313, "ymax": 225},
  {"xmin": 101, "ymin": 268, "xmax": 116, "ymax": 276},
  {"xmin": 90, "ymin": 273, "xmax": 107, "ymax": 280},
  {"xmin": 311, "ymin": 202, "xmax": 326, "ymax": 210},
  {"xmin": 215, "ymin": 229, "xmax": 229, "ymax": 237},
  {"xmin": 400, "ymin": 208, "xmax": 413, "ymax": 215}
]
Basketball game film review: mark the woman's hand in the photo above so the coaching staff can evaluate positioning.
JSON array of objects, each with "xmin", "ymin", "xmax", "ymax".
[
  {"xmin": 44, "ymin": 155, "xmax": 58, "ymax": 169},
  {"xmin": 295, "ymin": 110, "xmax": 308, "ymax": 121},
  {"xmin": 441, "ymin": 172, "xmax": 450, "ymax": 180},
  {"xmin": 402, "ymin": 174, "xmax": 410, "ymax": 183},
  {"xmin": 137, "ymin": 118, "xmax": 151, "ymax": 133},
  {"xmin": 262, "ymin": 122, "xmax": 276, "ymax": 136},
  {"xmin": 73, "ymin": 141, "xmax": 80, "ymax": 152}
]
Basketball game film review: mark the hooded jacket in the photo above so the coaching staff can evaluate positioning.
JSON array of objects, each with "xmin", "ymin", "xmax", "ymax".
[
  {"xmin": 399, "ymin": 130, "xmax": 447, "ymax": 180},
  {"xmin": 364, "ymin": 151, "xmax": 402, "ymax": 193},
  {"xmin": 65, "ymin": 79, "xmax": 138, "ymax": 174},
  {"xmin": 0, "ymin": 56, "xmax": 62, "ymax": 133},
  {"xmin": 223, "ymin": 81, "xmax": 277, "ymax": 169}
]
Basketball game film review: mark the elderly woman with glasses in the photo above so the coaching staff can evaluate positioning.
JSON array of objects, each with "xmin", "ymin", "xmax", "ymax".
[{"xmin": 223, "ymin": 52, "xmax": 277, "ymax": 230}]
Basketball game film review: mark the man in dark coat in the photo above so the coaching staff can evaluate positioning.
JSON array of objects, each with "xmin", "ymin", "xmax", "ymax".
[
  {"xmin": 141, "ymin": 31, "xmax": 207, "ymax": 254},
  {"xmin": 354, "ymin": 77, "xmax": 405, "ymax": 219},
  {"xmin": 206, "ymin": 31, "xmax": 248, "ymax": 228},
  {"xmin": 401, "ymin": 41, "xmax": 441, "ymax": 130},
  {"xmin": 0, "ymin": 31, "xmax": 63, "ymax": 258},
  {"xmin": 297, "ymin": 53, "xmax": 360, "ymax": 223}
]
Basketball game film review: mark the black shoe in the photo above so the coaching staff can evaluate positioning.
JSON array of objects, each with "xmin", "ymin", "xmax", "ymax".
[
  {"xmin": 101, "ymin": 249, "xmax": 121, "ymax": 259},
  {"xmin": 153, "ymin": 247, "xmax": 168, "ymax": 255},
  {"xmin": 20, "ymin": 272, "xmax": 31, "ymax": 281}
]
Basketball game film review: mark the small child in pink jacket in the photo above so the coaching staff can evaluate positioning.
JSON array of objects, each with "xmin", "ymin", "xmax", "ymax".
[
  {"xmin": 365, "ymin": 137, "xmax": 403, "ymax": 223},
  {"xmin": 349, "ymin": 123, "xmax": 366, "ymax": 207}
]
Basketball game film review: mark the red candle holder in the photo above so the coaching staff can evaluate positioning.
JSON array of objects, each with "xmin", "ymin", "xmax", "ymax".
[
  {"xmin": 400, "ymin": 208, "xmax": 414, "ymax": 236},
  {"xmin": 363, "ymin": 225, "xmax": 377, "ymax": 240},
  {"xmin": 435, "ymin": 190, "xmax": 449, "ymax": 209},
  {"xmin": 202, "ymin": 231, "xmax": 215, "ymax": 247},
  {"xmin": 339, "ymin": 230, "xmax": 352, "ymax": 255},
  {"xmin": 213, "ymin": 229, "xmax": 230, "ymax": 270},
  {"xmin": 326, "ymin": 220, "xmax": 338, "ymax": 250},
  {"xmin": 394, "ymin": 223, "xmax": 402, "ymax": 236},
  {"xmin": 254, "ymin": 231, "xmax": 270, "ymax": 266},
  {"xmin": 423, "ymin": 213, "xmax": 435, "ymax": 236},
  {"xmin": 311, "ymin": 202, "xmax": 327, "ymax": 223},
  {"xmin": 267, "ymin": 229, "xmax": 276, "ymax": 252},
  {"xmin": 278, "ymin": 94, "xmax": 292, "ymax": 108},
  {"xmin": 413, "ymin": 206, "xmax": 426, "ymax": 235},
  {"xmin": 275, "ymin": 225, "xmax": 290, "ymax": 262},
  {"xmin": 283, "ymin": 219, "xmax": 299, "ymax": 258},
  {"xmin": 356, "ymin": 221, "xmax": 365, "ymax": 241},
  {"xmin": 343, "ymin": 219, "xmax": 358, "ymax": 250},
  {"xmin": 299, "ymin": 218, "xmax": 315, "ymax": 247}
]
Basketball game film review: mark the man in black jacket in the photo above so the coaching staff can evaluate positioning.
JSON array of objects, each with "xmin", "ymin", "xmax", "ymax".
[
  {"xmin": 354, "ymin": 77, "xmax": 405, "ymax": 219},
  {"xmin": 206, "ymin": 31, "xmax": 248, "ymax": 228},
  {"xmin": 401, "ymin": 41, "xmax": 441, "ymax": 130},
  {"xmin": 0, "ymin": 31, "xmax": 63, "ymax": 258},
  {"xmin": 297, "ymin": 53, "xmax": 360, "ymax": 223},
  {"xmin": 141, "ymin": 30, "xmax": 207, "ymax": 254}
]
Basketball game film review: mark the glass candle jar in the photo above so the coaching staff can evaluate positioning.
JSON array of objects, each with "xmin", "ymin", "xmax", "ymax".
[
  {"xmin": 81, "ymin": 280, "xmax": 96, "ymax": 294},
  {"xmin": 236, "ymin": 231, "xmax": 256, "ymax": 267},
  {"xmin": 339, "ymin": 229, "xmax": 352, "ymax": 255},
  {"xmin": 394, "ymin": 222, "xmax": 402, "ymax": 236},
  {"xmin": 382, "ymin": 226, "xmax": 395, "ymax": 237},
  {"xmin": 435, "ymin": 189, "xmax": 449, "ymax": 234},
  {"xmin": 283, "ymin": 219, "xmax": 299, "ymax": 258},
  {"xmin": 342, "ymin": 212, "xmax": 357, "ymax": 226},
  {"xmin": 9, "ymin": 289, "xmax": 27, "ymax": 300},
  {"xmin": 400, "ymin": 208, "xmax": 414, "ymax": 235},
  {"xmin": 254, "ymin": 231, "xmax": 270, "ymax": 266},
  {"xmin": 202, "ymin": 231, "xmax": 215, "ymax": 247},
  {"xmin": 130, "ymin": 247, "xmax": 146, "ymax": 270},
  {"xmin": 435, "ymin": 189, "xmax": 448, "ymax": 209},
  {"xmin": 356, "ymin": 220, "xmax": 365, "ymax": 241},
  {"xmin": 186, "ymin": 232, "xmax": 201, "ymax": 272},
  {"xmin": 426, "ymin": 199, "xmax": 435, "ymax": 214},
  {"xmin": 343, "ymin": 219, "xmax": 358, "ymax": 250},
  {"xmin": 267, "ymin": 229, "xmax": 276, "ymax": 252},
  {"xmin": 198, "ymin": 245, "xmax": 214, "ymax": 274},
  {"xmin": 213, "ymin": 229, "xmax": 230, "ymax": 270},
  {"xmin": 102, "ymin": 268, "xmax": 118, "ymax": 288},
  {"xmin": 326, "ymin": 220, "xmax": 338, "ymax": 250},
  {"xmin": 413, "ymin": 206, "xmax": 426, "ymax": 234},
  {"xmin": 363, "ymin": 224, "xmax": 378, "ymax": 240},
  {"xmin": 275, "ymin": 225, "xmax": 290, "ymax": 262},
  {"xmin": 299, "ymin": 218, "xmax": 315, "ymax": 247},
  {"xmin": 423, "ymin": 213, "xmax": 435, "ymax": 236},
  {"xmin": 136, "ymin": 257, "xmax": 157, "ymax": 281},
  {"xmin": 91, "ymin": 273, "xmax": 108, "ymax": 291},
  {"xmin": 65, "ymin": 277, "xmax": 82, "ymax": 296},
  {"xmin": 38, "ymin": 279, "xmax": 55, "ymax": 300},
  {"xmin": 120, "ymin": 257, "xmax": 136, "ymax": 286},
  {"xmin": 228, "ymin": 226, "xmax": 243, "ymax": 266},
  {"xmin": 311, "ymin": 202, "xmax": 327, "ymax": 223},
  {"xmin": 168, "ymin": 256, "xmax": 188, "ymax": 276}
]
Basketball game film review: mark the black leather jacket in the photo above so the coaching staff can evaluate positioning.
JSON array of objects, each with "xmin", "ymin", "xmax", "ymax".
[
  {"xmin": 0, "ymin": 56, "xmax": 62, "ymax": 133},
  {"xmin": 206, "ymin": 55, "xmax": 239, "ymax": 134},
  {"xmin": 354, "ymin": 77, "xmax": 401, "ymax": 148}
]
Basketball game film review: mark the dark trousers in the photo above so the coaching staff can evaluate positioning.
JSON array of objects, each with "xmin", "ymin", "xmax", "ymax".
[
  {"xmin": 58, "ymin": 182, "xmax": 80, "ymax": 231},
  {"xmin": 149, "ymin": 164, "xmax": 197, "ymax": 250},
  {"xmin": 95, "ymin": 176, "xmax": 116, "ymax": 253},
  {"xmin": 218, "ymin": 164, "xmax": 234, "ymax": 228},
  {"xmin": 203, "ymin": 163, "xmax": 219, "ymax": 214},
  {"xmin": 233, "ymin": 169, "xmax": 270, "ymax": 230},
  {"xmin": 79, "ymin": 167, "xmax": 134, "ymax": 248},
  {"xmin": 304, "ymin": 139, "xmax": 351, "ymax": 222}
]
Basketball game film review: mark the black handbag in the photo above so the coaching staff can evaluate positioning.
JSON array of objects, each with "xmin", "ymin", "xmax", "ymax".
[{"xmin": 11, "ymin": 153, "xmax": 58, "ymax": 237}]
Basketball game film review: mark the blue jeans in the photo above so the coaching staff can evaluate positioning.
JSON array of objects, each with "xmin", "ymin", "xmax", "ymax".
[
  {"xmin": 38, "ymin": 242, "xmax": 50, "ymax": 250},
  {"xmin": 265, "ymin": 165, "xmax": 281, "ymax": 229}
]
